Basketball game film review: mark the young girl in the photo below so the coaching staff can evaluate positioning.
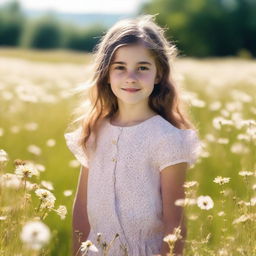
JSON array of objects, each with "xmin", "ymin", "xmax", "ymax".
[{"xmin": 64, "ymin": 15, "xmax": 201, "ymax": 256}]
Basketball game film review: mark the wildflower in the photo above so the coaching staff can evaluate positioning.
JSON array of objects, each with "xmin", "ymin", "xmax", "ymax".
[
  {"xmin": 213, "ymin": 176, "xmax": 231, "ymax": 185},
  {"xmin": 0, "ymin": 128, "xmax": 4, "ymax": 136},
  {"xmin": 218, "ymin": 211, "xmax": 225, "ymax": 216},
  {"xmin": 0, "ymin": 173, "xmax": 22, "ymax": 188},
  {"xmin": 250, "ymin": 197, "xmax": 256, "ymax": 206},
  {"xmin": 26, "ymin": 181, "xmax": 38, "ymax": 191},
  {"xmin": 209, "ymin": 101, "xmax": 221, "ymax": 111},
  {"xmin": 0, "ymin": 216, "xmax": 7, "ymax": 220},
  {"xmin": 55, "ymin": 205, "xmax": 67, "ymax": 220},
  {"xmin": 163, "ymin": 227, "xmax": 182, "ymax": 244},
  {"xmin": 212, "ymin": 117, "xmax": 233, "ymax": 130},
  {"xmin": 10, "ymin": 125, "xmax": 20, "ymax": 133},
  {"xmin": 63, "ymin": 190, "xmax": 73, "ymax": 197},
  {"xmin": 207, "ymin": 215, "xmax": 213, "ymax": 221},
  {"xmin": 231, "ymin": 142, "xmax": 249, "ymax": 154},
  {"xmin": 96, "ymin": 232, "xmax": 102, "ymax": 243},
  {"xmin": 41, "ymin": 180, "xmax": 54, "ymax": 191},
  {"xmin": 183, "ymin": 181, "xmax": 198, "ymax": 188},
  {"xmin": 220, "ymin": 188, "xmax": 232, "ymax": 196},
  {"xmin": 232, "ymin": 214, "xmax": 250, "ymax": 224},
  {"xmin": 205, "ymin": 133, "xmax": 215, "ymax": 142},
  {"xmin": 46, "ymin": 139, "xmax": 56, "ymax": 147},
  {"xmin": 218, "ymin": 248, "xmax": 229, "ymax": 256},
  {"xmin": 217, "ymin": 138, "xmax": 229, "ymax": 144},
  {"xmin": 238, "ymin": 170, "xmax": 254, "ymax": 177},
  {"xmin": 0, "ymin": 149, "xmax": 8, "ymax": 163},
  {"xmin": 188, "ymin": 214, "xmax": 198, "ymax": 220},
  {"xmin": 14, "ymin": 159, "xmax": 27, "ymax": 166},
  {"xmin": 241, "ymin": 119, "xmax": 256, "ymax": 126},
  {"xmin": 35, "ymin": 164, "xmax": 46, "ymax": 172},
  {"xmin": 175, "ymin": 198, "xmax": 197, "ymax": 207},
  {"xmin": 190, "ymin": 98, "xmax": 206, "ymax": 108},
  {"xmin": 81, "ymin": 240, "xmax": 98, "ymax": 254},
  {"xmin": 163, "ymin": 234, "xmax": 178, "ymax": 243},
  {"xmin": 69, "ymin": 159, "xmax": 80, "ymax": 168},
  {"xmin": 15, "ymin": 164, "xmax": 39, "ymax": 178},
  {"xmin": 35, "ymin": 189, "xmax": 56, "ymax": 209},
  {"xmin": 252, "ymin": 184, "xmax": 256, "ymax": 190},
  {"xmin": 197, "ymin": 195, "xmax": 214, "ymax": 210},
  {"xmin": 27, "ymin": 144, "xmax": 42, "ymax": 156},
  {"xmin": 24, "ymin": 122, "xmax": 38, "ymax": 131},
  {"xmin": 237, "ymin": 133, "xmax": 250, "ymax": 142},
  {"xmin": 20, "ymin": 220, "xmax": 51, "ymax": 250}
]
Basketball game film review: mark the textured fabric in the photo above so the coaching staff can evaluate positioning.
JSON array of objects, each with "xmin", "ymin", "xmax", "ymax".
[{"xmin": 64, "ymin": 114, "xmax": 202, "ymax": 256}]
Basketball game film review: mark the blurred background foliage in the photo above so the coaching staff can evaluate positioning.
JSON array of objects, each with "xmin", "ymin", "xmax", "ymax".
[
  {"xmin": 0, "ymin": 0, "xmax": 256, "ymax": 57},
  {"xmin": 0, "ymin": 1, "xmax": 106, "ymax": 52}
]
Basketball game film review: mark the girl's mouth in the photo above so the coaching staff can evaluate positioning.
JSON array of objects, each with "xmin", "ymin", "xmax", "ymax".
[{"xmin": 122, "ymin": 88, "xmax": 141, "ymax": 93}]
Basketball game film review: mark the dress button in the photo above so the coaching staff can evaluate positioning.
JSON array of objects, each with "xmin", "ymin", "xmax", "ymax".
[
  {"xmin": 112, "ymin": 157, "xmax": 117, "ymax": 162},
  {"xmin": 112, "ymin": 139, "xmax": 117, "ymax": 145}
]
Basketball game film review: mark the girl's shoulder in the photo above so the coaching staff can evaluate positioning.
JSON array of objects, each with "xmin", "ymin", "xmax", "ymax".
[
  {"xmin": 151, "ymin": 116, "xmax": 202, "ymax": 169},
  {"xmin": 151, "ymin": 115, "xmax": 201, "ymax": 154},
  {"xmin": 150, "ymin": 115, "xmax": 198, "ymax": 138}
]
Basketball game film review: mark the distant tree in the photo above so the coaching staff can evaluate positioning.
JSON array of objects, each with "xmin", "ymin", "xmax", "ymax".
[
  {"xmin": 20, "ymin": 14, "xmax": 63, "ymax": 49},
  {"xmin": 0, "ymin": 1, "xmax": 25, "ymax": 46},
  {"xmin": 140, "ymin": 0, "xmax": 256, "ymax": 57},
  {"xmin": 64, "ymin": 24, "xmax": 106, "ymax": 52}
]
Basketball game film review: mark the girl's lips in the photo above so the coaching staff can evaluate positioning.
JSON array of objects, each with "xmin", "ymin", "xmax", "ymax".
[{"xmin": 122, "ymin": 88, "xmax": 141, "ymax": 92}]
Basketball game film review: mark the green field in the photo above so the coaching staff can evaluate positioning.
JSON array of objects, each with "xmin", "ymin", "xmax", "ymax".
[{"xmin": 0, "ymin": 48, "xmax": 255, "ymax": 256}]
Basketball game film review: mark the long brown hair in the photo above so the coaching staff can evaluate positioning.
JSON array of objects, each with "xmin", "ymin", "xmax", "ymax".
[{"xmin": 66, "ymin": 14, "xmax": 198, "ymax": 153}]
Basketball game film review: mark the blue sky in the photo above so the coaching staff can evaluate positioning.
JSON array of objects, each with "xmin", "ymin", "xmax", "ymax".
[{"xmin": 0, "ymin": 0, "xmax": 149, "ymax": 14}]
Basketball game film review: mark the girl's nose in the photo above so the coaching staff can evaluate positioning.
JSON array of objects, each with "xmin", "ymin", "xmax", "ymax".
[{"xmin": 125, "ymin": 70, "xmax": 137, "ymax": 83}]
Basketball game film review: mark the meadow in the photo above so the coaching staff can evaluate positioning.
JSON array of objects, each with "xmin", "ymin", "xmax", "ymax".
[{"xmin": 0, "ymin": 48, "xmax": 255, "ymax": 256}]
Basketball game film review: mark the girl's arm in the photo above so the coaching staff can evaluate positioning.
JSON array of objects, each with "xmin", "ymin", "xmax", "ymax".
[
  {"xmin": 160, "ymin": 162, "xmax": 188, "ymax": 256},
  {"xmin": 72, "ymin": 166, "xmax": 91, "ymax": 256}
]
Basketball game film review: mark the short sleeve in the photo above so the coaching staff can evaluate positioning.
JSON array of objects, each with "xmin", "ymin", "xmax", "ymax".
[
  {"xmin": 155, "ymin": 129, "xmax": 202, "ymax": 172},
  {"xmin": 64, "ymin": 127, "xmax": 89, "ymax": 168}
]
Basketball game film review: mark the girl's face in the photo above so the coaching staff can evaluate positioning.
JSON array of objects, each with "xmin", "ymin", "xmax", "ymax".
[{"xmin": 108, "ymin": 44, "xmax": 159, "ymax": 106}]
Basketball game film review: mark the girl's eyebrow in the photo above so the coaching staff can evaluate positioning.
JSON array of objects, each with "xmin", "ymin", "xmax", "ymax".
[{"xmin": 112, "ymin": 61, "xmax": 152, "ymax": 65}]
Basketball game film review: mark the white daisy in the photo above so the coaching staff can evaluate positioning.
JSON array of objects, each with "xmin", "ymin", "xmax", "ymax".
[
  {"xmin": 20, "ymin": 221, "xmax": 51, "ymax": 250},
  {"xmin": 0, "ymin": 173, "xmax": 22, "ymax": 188},
  {"xmin": 232, "ymin": 214, "xmax": 250, "ymax": 224},
  {"xmin": 163, "ymin": 227, "xmax": 182, "ymax": 244},
  {"xmin": 63, "ymin": 190, "xmax": 73, "ymax": 197},
  {"xmin": 55, "ymin": 205, "xmax": 67, "ymax": 220},
  {"xmin": 213, "ymin": 176, "xmax": 231, "ymax": 185},
  {"xmin": 183, "ymin": 181, "xmax": 198, "ymax": 188},
  {"xmin": 41, "ymin": 181, "xmax": 54, "ymax": 191},
  {"xmin": 0, "ymin": 216, "xmax": 7, "ymax": 220},
  {"xmin": 46, "ymin": 139, "xmax": 56, "ymax": 147},
  {"xmin": 0, "ymin": 149, "xmax": 8, "ymax": 163},
  {"xmin": 35, "ymin": 189, "xmax": 56, "ymax": 209},
  {"xmin": 238, "ymin": 171, "xmax": 254, "ymax": 177},
  {"xmin": 15, "ymin": 164, "xmax": 39, "ymax": 178},
  {"xmin": 197, "ymin": 195, "xmax": 214, "ymax": 210},
  {"xmin": 175, "ymin": 198, "xmax": 197, "ymax": 207},
  {"xmin": 81, "ymin": 240, "xmax": 98, "ymax": 254},
  {"xmin": 27, "ymin": 144, "xmax": 42, "ymax": 156}
]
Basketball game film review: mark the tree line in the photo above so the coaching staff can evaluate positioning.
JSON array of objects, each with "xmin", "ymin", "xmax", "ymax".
[
  {"xmin": 0, "ymin": 0, "xmax": 255, "ymax": 57},
  {"xmin": 0, "ymin": 1, "xmax": 106, "ymax": 52},
  {"xmin": 141, "ymin": 0, "xmax": 256, "ymax": 57}
]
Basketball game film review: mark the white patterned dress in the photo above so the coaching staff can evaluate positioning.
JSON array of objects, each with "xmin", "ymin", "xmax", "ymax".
[{"xmin": 64, "ymin": 115, "xmax": 201, "ymax": 256}]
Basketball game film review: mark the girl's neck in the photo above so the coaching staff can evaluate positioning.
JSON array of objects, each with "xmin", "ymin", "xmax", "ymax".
[{"xmin": 110, "ymin": 110, "xmax": 157, "ymax": 127}]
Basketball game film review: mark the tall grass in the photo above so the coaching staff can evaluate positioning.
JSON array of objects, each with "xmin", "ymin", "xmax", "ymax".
[{"xmin": 0, "ymin": 49, "xmax": 255, "ymax": 255}]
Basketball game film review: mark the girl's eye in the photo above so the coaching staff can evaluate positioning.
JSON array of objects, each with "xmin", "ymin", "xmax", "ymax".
[
  {"xmin": 114, "ymin": 66, "xmax": 125, "ymax": 70},
  {"xmin": 138, "ymin": 66, "xmax": 149, "ymax": 71}
]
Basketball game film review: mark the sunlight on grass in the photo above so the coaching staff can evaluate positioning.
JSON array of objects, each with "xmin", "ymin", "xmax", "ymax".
[{"xmin": 0, "ymin": 48, "xmax": 255, "ymax": 255}]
